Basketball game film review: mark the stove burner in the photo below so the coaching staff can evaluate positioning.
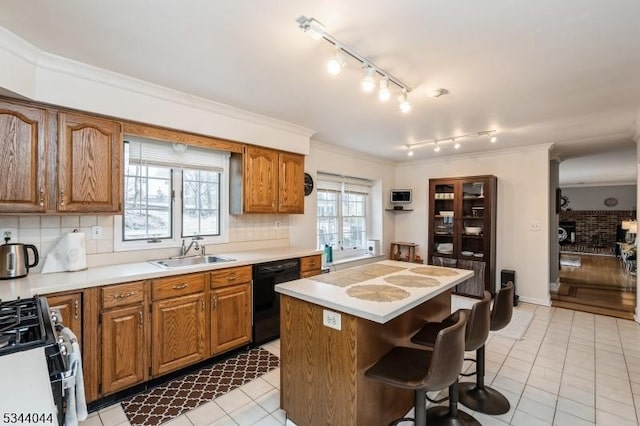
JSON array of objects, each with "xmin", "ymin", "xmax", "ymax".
[{"xmin": 0, "ymin": 297, "xmax": 46, "ymax": 354}]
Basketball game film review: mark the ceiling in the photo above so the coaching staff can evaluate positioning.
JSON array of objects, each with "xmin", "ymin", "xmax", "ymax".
[{"xmin": 0, "ymin": 1, "xmax": 639, "ymax": 179}]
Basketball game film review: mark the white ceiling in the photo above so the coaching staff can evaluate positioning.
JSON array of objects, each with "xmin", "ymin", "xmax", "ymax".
[{"xmin": 0, "ymin": 1, "xmax": 639, "ymax": 181}]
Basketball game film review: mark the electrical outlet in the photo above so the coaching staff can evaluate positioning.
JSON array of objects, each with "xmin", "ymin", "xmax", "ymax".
[
  {"xmin": 323, "ymin": 309, "xmax": 342, "ymax": 330},
  {"xmin": 529, "ymin": 222, "xmax": 541, "ymax": 231},
  {"xmin": 275, "ymin": 221, "xmax": 281, "ymax": 230},
  {"xmin": 91, "ymin": 225, "xmax": 103, "ymax": 240}
]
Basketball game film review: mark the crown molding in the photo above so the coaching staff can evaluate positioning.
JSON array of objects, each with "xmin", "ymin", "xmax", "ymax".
[
  {"xmin": 310, "ymin": 139, "xmax": 396, "ymax": 166},
  {"xmin": 0, "ymin": 26, "xmax": 315, "ymax": 139}
]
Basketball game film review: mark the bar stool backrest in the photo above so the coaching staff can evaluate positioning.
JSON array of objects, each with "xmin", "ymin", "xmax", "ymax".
[
  {"xmin": 425, "ymin": 310, "xmax": 467, "ymax": 391},
  {"xmin": 490, "ymin": 282, "xmax": 514, "ymax": 332},
  {"xmin": 465, "ymin": 291, "xmax": 492, "ymax": 351}
]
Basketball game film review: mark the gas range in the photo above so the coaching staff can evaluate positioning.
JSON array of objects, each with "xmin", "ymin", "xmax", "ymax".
[{"xmin": 0, "ymin": 296, "xmax": 67, "ymax": 425}]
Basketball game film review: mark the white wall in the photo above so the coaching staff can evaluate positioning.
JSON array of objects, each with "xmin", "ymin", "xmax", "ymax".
[
  {"xmin": 559, "ymin": 185, "xmax": 636, "ymax": 211},
  {"xmin": 394, "ymin": 145, "xmax": 552, "ymax": 305},
  {"xmin": 289, "ymin": 141, "xmax": 397, "ymax": 254}
]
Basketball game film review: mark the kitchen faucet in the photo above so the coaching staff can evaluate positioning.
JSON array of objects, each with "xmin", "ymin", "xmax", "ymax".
[{"xmin": 180, "ymin": 237, "xmax": 204, "ymax": 256}]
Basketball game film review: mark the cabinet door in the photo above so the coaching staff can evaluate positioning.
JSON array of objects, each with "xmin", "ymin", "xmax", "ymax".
[
  {"xmin": 57, "ymin": 112, "xmax": 122, "ymax": 213},
  {"xmin": 210, "ymin": 283, "xmax": 252, "ymax": 355},
  {"xmin": 46, "ymin": 292, "xmax": 82, "ymax": 346},
  {"xmin": 0, "ymin": 101, "xmax": 47, "ymax": 212},
  {"xmin": 244, "ymin": 146, "xmax": 278, "ymax": 213},
  {"xmin": 101, "ymin": 305, "xmax": 146, "ymax": 394},
  {"xmin": 152, "ymin": 293, "xmax": 206, "ymax": 376},
  {"xmin": 278, "ymin": 152, "xmax": 304, "ymax": 213}
]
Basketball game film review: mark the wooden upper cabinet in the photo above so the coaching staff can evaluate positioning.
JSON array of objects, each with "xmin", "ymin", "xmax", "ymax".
[
  {"xmin": 57, "ymin": 112, "xmax": 122, "ymax": 213},
  {"xmin": 244, "ymin": 146, "xmax": 278, "ymax": 213},
  {"xmin": 278, "ymin": 152, "xmax": 304, "ymax": 213},
  {"xmin": 0, "ymin": 101, "xmax": 47, "ymax": 212}
]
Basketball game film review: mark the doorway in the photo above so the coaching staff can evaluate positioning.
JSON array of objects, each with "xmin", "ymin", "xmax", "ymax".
[{"xmin": 550, "ymin": 147, "xmax": 637, "ymax": 320}]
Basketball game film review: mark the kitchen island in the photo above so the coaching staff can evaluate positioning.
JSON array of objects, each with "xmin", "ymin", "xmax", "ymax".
[{"xmin": 275, "ymin": 260, "xmax": 473, "ymax": 426}]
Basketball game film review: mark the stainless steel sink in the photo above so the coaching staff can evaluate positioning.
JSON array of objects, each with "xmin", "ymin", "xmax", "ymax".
[{"xmin": 148, "ymin": 255, "xmax": 235, "ymax": 269}]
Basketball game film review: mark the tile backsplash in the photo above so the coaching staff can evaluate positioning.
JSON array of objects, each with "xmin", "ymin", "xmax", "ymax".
[{"xmin": 0, "ymin": 213, "xmax": 290, "ymax": 273}]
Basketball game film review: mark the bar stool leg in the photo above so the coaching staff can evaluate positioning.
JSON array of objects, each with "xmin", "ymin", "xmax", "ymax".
[
  {"xmin": 425, "ymin": 380, "xmax": 480, "ymax": 426},
  {"xmin": 458, "ymin": 346, "xmax": 510, "ymax": 415}
]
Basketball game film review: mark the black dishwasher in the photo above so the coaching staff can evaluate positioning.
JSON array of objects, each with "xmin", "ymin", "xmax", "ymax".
[{"xmin": 252, "ymin": 258, "xmax": 300, "ymax": 345}]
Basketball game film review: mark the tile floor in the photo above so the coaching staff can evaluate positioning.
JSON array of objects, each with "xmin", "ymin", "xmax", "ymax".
[{"xmin": 80, "ymin": 304, "xmax": 640, "ymax": 425}]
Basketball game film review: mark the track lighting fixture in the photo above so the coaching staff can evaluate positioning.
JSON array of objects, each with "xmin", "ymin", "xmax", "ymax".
[
  {"xmin": 406, "ymin": 130, "xmax": 498, "ymax": 155},
  {"xmin": 378, "ymin": 76, "xmax": 391, "ymax": 101},
  {"xmin": 296, "ymin": 15, "xmax": 426, "ymax": 111},
  {"xmin": 327, "ymin": 48, "xmax": 346, "ymax": 75},
  {"xmin": 361, "ymin": 66, "xmax": 376, "ymax": 93},
  {"xmin": 428, "ymin": 89, "xmax": 448, "ymax": 98},
  {"xmin": 398, "ymin": 90, "xmax": 412, "ymax": 113}
]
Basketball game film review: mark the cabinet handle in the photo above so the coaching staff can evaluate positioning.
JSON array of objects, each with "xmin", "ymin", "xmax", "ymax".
[
  {"xmin": 309, "ymin": 262, "xmax": 317, "ymax": 268},
  {"xmin": 212, "ymin": 295, "xmax": 217, "ymax": 310},
  {"xmin": 113, "ymin": 291, "xmax": 135, "ymax": 299},
  {"xmin": 59, "ymin": 190, "xmax": 65, "ymax": 206},
  {"xmin": 138, "ymin": 309, "xmax": 143, "ymax": 328},
  {"xmin": 227, "ymin": 275, "xmax": 237, "ymax": 281},
  {"xmin": 172, "ymin": 284, "xmax": 188, "ymax": 290},
  {"xmin": 39, "ymin": 188, "xmax": 45, "ymax": 207},
  {"xmin": 73, "ymin": 300, "xmax": 79, "ymax": 319}
]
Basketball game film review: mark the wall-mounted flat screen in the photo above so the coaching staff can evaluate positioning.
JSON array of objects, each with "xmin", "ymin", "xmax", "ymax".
[{"xmin": 390, "ymin": 189, "xmax": 412, "ymax": 204}]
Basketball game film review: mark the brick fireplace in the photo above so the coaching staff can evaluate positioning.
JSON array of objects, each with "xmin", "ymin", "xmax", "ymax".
[{"xmin": 559, "ymin": 210, "xmax": 635, "ymax": 254}]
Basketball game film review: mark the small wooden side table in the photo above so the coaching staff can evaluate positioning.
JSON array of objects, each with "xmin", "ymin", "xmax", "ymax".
[{"xmin": 389, "ymin": 242, "xmax": 420, "ymax": 263}]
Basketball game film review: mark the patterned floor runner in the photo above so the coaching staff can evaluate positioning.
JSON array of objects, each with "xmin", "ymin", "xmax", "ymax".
[{"xmin": 121, "ymin": 348, "xmax": 279, "ymax": 425}]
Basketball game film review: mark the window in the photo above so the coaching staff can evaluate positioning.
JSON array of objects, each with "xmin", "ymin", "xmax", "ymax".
[
  {"xmin": 115, "ymin": 137, "xmax": 229, "ymax": 251},
  {"xmin": 317, "ymin": 173, "xmax": 372, "ymax": 260}
]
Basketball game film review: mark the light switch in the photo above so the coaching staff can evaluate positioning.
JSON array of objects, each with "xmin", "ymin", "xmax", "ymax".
[
  {"xmin": 529, "ymin": 222, "xmax": 541, "ymax": 231},
  {"xmin": 323, "ymin": 309, "xmax": 342, "ymax": 330},
  {"xmin": 91, "ymin": 225, "xmax": 103, "ymax": 239}
]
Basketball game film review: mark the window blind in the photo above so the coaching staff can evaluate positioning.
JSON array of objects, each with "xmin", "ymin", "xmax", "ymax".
[
  {"xmin": 126, "ymin": 136, "xmax": 227, "ymax": 171},
  {"xmin": 317, "ymin": 172, "xmax": 373, "ymax": 193}
]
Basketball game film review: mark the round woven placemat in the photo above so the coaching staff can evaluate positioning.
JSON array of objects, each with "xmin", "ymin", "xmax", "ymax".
[
  {"xmin": 384, "ymin": 275, "xmax": 440, "ymax": 288},
  {"xmin": 346, "ymin": 284, "xmax": 410, "ymax": 302},
  {"xmin": 410, "ymin": 266, "xmax": 459, "ymax": 277}
]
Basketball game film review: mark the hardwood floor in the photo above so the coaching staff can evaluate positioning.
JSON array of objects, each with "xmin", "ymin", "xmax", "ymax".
[{"xmin": 552, "ymin": 253, "xmax": 636, "ymax": 320}]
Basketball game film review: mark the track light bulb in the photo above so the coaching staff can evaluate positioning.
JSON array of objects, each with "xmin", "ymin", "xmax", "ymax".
[
  {"xmin": 433, "ymin": 142, "xmax": 441, "ymax": 152},
  {"xmin": 361, "ymin": 66, "xmax": 376, "ymax": 93},
  {"xmin": 398, "ymin": 90, "xmax": 412, "ymax": 113},
  {"xmin": 454, "ymin": 142, "xmax": 461, "ymax": 150},
  {"xmin": 407, "ymin": 150, "xmax": 414, "ymax": 157},
  {"xmin": 327, "ymin": 49, "xmax": 346, "ymax": 75},
  {"xmin": 378, "ymin": 77, "xmax": 391, "ymax": 101},
  {"xmin": 490, "ymin": 135, "xmax": 497, "ymax": 143}
]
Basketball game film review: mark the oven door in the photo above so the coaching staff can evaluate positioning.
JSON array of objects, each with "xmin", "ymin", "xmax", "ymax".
[{"xmin": 0, "ymin": 347, "xmax": 59, "ymax": 425}]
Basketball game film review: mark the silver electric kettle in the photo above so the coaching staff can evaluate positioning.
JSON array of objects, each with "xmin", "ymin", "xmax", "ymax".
[{"xmin": 0, "ymin": 234, "xmax": 39, "ymax": 279}]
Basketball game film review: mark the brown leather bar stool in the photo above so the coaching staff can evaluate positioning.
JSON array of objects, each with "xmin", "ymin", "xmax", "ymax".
[
  {"xmin": 458, "ymin": 282, "xmax": 514, "ymax": 415},
  {"xmin": 365, "ymin": 311, "xmax": 468, "ymax": 426},
  {"xmin": 410, "ymin": 291, "xmax": 491, "ymax": 426}
]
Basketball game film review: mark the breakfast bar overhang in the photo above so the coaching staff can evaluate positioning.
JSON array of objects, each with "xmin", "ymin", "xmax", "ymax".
[{"xmin": 275, "ymin": 260, "xmax": 473, "ymax": 426}]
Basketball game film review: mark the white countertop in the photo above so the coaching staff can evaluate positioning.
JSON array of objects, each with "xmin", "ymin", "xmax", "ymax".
[
  {"xmin": 0, "ymin": 247, "xmax": 322, "ymax": 301},
  {"xmin": 275, "ymin": 260, "xmax": 473, "ymax": 324}
]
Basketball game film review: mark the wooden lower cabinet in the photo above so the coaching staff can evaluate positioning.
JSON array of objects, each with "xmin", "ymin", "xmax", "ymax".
[
  {"xmin": 300, "ymin": 254, "xmax": 322, "ymax": 278},
  {"xmin": 210, "ymin": 283, "xmax": 252, "ymax": 355},
  {"xmin": 152, "ymin": 293, "xmax": 206, "ymax": 376},
  {"xmin": 46, "ymin": 292, "xmax": 82, "ymax": 346},
  {"xmin": 101, "ymin": 305, "xmax": 146, "ymax": 394}
]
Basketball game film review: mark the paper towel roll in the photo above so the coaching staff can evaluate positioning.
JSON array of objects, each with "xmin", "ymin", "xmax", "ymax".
[{"xmin": 42, "ymin": 232, "xmax": 87, "ymax": 274}]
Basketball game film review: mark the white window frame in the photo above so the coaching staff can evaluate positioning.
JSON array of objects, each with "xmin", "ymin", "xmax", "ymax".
[
  {"xmin": 114, "ymin": 142, "xmax": 229, "ymax": 252},
  {"xmin": 317, "ymin": 173, "xmax": 372, "ymax": 261}
]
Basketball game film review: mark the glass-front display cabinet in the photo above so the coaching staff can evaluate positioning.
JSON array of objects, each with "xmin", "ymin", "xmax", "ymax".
[{"xmin": 428, "ymin": 175, "xmax": 497, "ymax": 297}]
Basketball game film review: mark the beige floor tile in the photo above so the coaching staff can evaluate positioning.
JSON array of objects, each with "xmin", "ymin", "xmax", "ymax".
[
  {"xmin": 498, "ymin": 364, "xmax": 530, "ymax": 383},
  {"xmin": 489, "ymin": 388, "xmax": 521, "ymax": 424},
  {"xmin": 556, "ymin": 397, "xmax": 595, "ymax": 422},
  {"xmin": 595, "ymin": 394, "xmax": 637, "ymax": 421},
  {"xmin": 229, "ymin": 401, "xmax": 269, "ymax": 426},
  {"xmin": 492, "ymin": 374, "xmax": 526, "ymax": 396},
  {"xmin": 563, "ymin": 363, "xmax": 595, "ymax": 381},
  {"xmin": 510, "ymin": 409, "xmax": 552, "ymax": 425},
  {"xmin": 261, "ymin": 369, "xmax": 280, "ymax": 388},
  {"xmin": 161, "ymin": 415, "xmax": 194, "ymax": 426},
  {"xmin": 596, "ymin": 409, "xmax": 639, "ymax": 426},
  {"xmin": 239, "ymin": 377, "xmax": 274, "ymax": 400},
  {"xmin": 559, "ymin": 383, "xmax": 594, "ymax": 407},
  {"xmin": 98, "ymin": 405, "xmax": 128, "ymax": 426},
  {"xmin": 270, "ymin": 409, "xmax": 287, "ymax": 424},
  {"xmin": 561, "ymin": 372, "xmax": 594, "ymax": 393},
  {"xmin": 255, "ymin": 389, "xmax": 280, "ymax": 413},
  {"xmin": 79, "ymin": 413, "xmax": 103, "ymax": 426},
  {"xmin": 208, "ymin": 415, "xmax": 238, "ymax": 426},
  {"xmin": 553, "ymin": 409, "xmax": 595, "ymax": 426},
  {"xmin": 186, "ymin": 400, "xmax": 226, "ymax": 426},
  {"xmin": 503, "ymin": 356, "xmax": 534, "ymax": 373},
  {"xmin": 252, "ymin": 415, "xmax": 282, "ymax": 426},
  {"xmin": 468, "ymin": 411, "xmax": 509, "ymax": 425},
  {"xmin": 516, "ymin": 396, "xmax": 556, "ymax": 423},
  {"xmin": 215, "ymin": 388, "xmax": 252, "ymax": 413},
  {"xmin": 521, "ymin": 385, "xmax": 557, "ymax": 408}
]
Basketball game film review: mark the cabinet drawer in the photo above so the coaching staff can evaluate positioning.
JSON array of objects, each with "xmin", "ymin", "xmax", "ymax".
[
  {"xmin": 211, "ymin": 266, "xmax": 252, "ymax": 288},
  {"xmin": 101, "ymin": 281, "xmax": 145, "ymax": 309},
  {"xmin": 300, "ymin": 255, "xmax": 322, "ymax": 273},
  {"xmin": 152, "ymin": 273, "xmax": 205, "ymax": 301}
]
